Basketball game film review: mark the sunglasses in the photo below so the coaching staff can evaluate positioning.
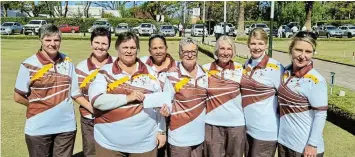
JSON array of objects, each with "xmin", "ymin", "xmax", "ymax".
[{"xmin": 295, "ymin": 31, "xmax": 317, "ymax": 40}]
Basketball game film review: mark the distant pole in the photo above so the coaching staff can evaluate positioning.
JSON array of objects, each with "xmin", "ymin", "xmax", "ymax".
[
  {"xmin": 202, "ymin": 1, "xmax": 206, "ymax": 43},
  {"xmin": 353, "ymin": 52, "xmax": 354, "ymax": 61},
  {"xmin": 223, "ymin": 1, "xmax": 227, "ymax": 35},
  {"xmin": 268, "ymin": 1, "xmax": 275, "ymax": 57},
  {"xmin": 183, "ymin": 1, "xmax": 187, "ymax": 37}
]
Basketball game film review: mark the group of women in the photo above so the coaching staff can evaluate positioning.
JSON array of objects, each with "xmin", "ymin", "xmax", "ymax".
[{"xmin": 14, "ymin": 24, "xmax": 328, "ymax": 157}]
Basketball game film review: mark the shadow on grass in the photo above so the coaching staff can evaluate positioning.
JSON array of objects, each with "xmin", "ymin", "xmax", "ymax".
[
  {"xmin": 327, "ymin": 107, "xmax": 355, "ymax": 136},
  {"xmin": 72, "ymin": 151, "xmax": 84, "ymax": 157}
]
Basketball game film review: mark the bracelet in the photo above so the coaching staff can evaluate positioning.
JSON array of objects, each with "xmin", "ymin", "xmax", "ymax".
[{"xmin": 158, "ymin": 131, "xmax": 166, "ymax": 135}]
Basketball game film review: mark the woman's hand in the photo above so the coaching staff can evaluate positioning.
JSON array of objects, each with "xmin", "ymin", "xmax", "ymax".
[
  {"xmin": 159, "ymin": 104, "xmax": 170, "ymax": 117},
  {"xmin": 304, "ymin": 145, "xmax": 317, "ymax": 157},
  {"xmin": 156, "ymin": 132, "xmax": 167, "ymax": 149},
  {"xmin": 126, "ymin": 90, "xmax": 145, "ymax": 103}
]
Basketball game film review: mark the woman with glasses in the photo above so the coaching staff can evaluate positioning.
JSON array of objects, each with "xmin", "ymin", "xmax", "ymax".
[
  {"xmin": 202, "ymin": 35, "xmax": 246, "ymax": 157},
  {"xmin": 163, "ymin": 37, "xmax": 208, "ymax": 157},
  {"xmin": 75, "ymin": 27, "xmax": 115, "ymax": 157},
  {"xmin": 277, "ymin": 31, "xmax": 327, "ymax": 157},
  {"xmin": 140, "ymin": 35, "xmax": 177, "ymax": 157},
  {"xmin": 241, "ymin": 28, "xmax": 284, "ymax": 157},
  {"xmin": 88, "ymin": 32, "xmax": 166, "ymax": 156},
  {"xmin": 13, "ymin": 24, "xmax": 86, "ymax": 157}
]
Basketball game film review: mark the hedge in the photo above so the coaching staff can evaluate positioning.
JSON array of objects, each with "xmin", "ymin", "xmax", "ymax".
[{"xmin": 235, "ymin": 36, "xmax": 355, "ymax": 42}]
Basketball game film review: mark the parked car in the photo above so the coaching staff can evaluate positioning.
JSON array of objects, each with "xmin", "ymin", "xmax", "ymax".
[
  {"xmin": 59, "ymin": 24, "xmax": 79, "ymax": 33},
  {"xmin": 138, "ymin": 23, "xmax": 157, "ymax": 36},
  {"xmin": 272, "ymin": 26, "xmax": 278, "ymax": 37},
  {"xmin": 312, "ymin": 21, "xmax": 327, "ymax": 31},
  {"xmin": 88, "ymin": 20, "xmax": 113, "ymax": 33},
  {"xmin": 227, "ymin": 23, "xmax": 236, "ymax": 37},
  {"xmin": 0, "ymin": 22, "xmax": 23, "ymax": 35},
  {"xmin": 131, "ymin": 26, "xmax": 139, "ymax": 34},
  {"xmin": 191, "ymin": 24, "xmax": 208, "ymax": 37},
  {"xmin": 249, "ymin": 23, "xmax": 270, "ymax": 34},
  {"xmin": 338, "ymin": 25, "xmax": 355, "ymax": 38},
  {"xmin": 316, "ymin": 25, "xmax": 343, "ymax": 38},
  {"xmin": 159, "ymin": 25, "xmax": 175, "ymax": 37},
  {"xmin": 245, "ymin": 25, "xmax": 250, "ymax": 35},
  {"xmin": 277, "ymin": 25, "xmax": 293, "ymax": 38},
  {"xmin": 23, "ymin": 20, "xmax": 47, "ymax": 35},
  {"xmin": 115, "ymin": 23, "xmax": 130, "ymax": 36}
]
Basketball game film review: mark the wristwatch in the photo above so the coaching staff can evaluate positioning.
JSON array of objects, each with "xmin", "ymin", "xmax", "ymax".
[
  {"xmin": 158, "ymin": 131, "xmax": 166, "ymax": 135},
  {"xmin": 308, "ymin": 144, "xmax": 317, "ymax": 148}
]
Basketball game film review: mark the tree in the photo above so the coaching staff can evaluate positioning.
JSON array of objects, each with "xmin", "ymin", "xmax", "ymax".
[
  {"xmin": 63, "ymin": 1, "xmax": 69, "ymax": 17},
  {"xmin": 237, "ymin": 2, "xmax": 245, "ymax": 35},
  {"xmin": 1, "ymin": 2, "xmax": 22, "ymax": 17},
  {"xmin": 93, "ymin": 1, "xmax": 118, "ymax": 10},
  {"xmin": 139, "ymin": 1, "xmax": 180, "ymax": 21},
  {"xmin": 83, "ymin": 1, "xmax": 92, "ymax": 18},
  {"xmin": 305, "ymin": 1, "xmax": 313, "ymax": 31}
]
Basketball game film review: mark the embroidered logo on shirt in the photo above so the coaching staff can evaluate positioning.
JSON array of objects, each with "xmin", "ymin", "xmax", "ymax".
[
  {"xmin": 207, "ymin": 70, "xmax": 220, "ymax": 77},
  {"xmin": 303, "ymin": 74, "xmax": 319, "ymax": 84},
  {"xmin": 80, "ymin": 69, "xmax": 99, "ymax": 88},
  {"xmin": 266, "ymin": 63, "xmax": 279, "ymax": 70}
]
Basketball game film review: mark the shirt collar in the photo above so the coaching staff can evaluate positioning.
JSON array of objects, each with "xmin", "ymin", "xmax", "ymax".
[
  {"xmin": 288, "ymin": 62, "xmax": 313, "ymax": 78},
  {"xmin": 247, "ymin": 53, "xmax": 269, "ymax": 69},
  {"xmin": 36, "ymin": 51, "xmax": 64, "ymax": 65},
  {"xmin": 178, "ymin": 62, "xmax": 205, "ymax": 79},
  {"xmin": 87, "ymin": 53, "xmax": 113, "ymax": 71},
  {"xmin": 210, "ymin": 60, "xmax": 235, "ymax": 71},
  {"xmin": 145, "ymin": 54, "xmax": 176, "ymax": 72},
  {"xmin": 112, "ymin": 58, "xmax": 149, "ymax": 75}
]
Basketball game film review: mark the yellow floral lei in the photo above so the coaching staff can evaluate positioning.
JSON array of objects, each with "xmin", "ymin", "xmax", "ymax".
[
  {"xmin": 107, "ymin": 76, "xmax": 130, "ymax": 92},
  {"xmin": 80, "ymin": 69, "xmax": 99, "ymax": 88},
  {"xmin": 174, "ymin": 77, "xmax": 190, "ymax": 92},
  {"xmin": 132, "ymin": 74, "xmax": 157, "ymax": 81},
  {"xmin": 31, "ymin": 63, "xmax": 53, "ymax": 82}
]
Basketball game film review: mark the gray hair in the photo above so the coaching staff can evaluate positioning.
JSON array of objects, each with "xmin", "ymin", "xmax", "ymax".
[
  {"xmin": 214, "ymin": 35, "xmax": 236, "ymax": 57},
  {"xmin": 39, "ymin": 24, "xmax": 62, "ymax": 40},
  {"xmin": 178, "ymin": 37, "xmax": 198, "ymax": 55}
]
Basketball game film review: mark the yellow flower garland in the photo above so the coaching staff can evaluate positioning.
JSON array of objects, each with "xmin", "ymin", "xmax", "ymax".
[
  {"xmin": 31, "ymin": 63, "xmax": 54, "ymax": 82},
  {"xmin": 266, "ymin": 63, "xmax": 280, "ymax": 70},
  {"xmin": 80, "ymin": 69, "xmax": 99, "ymax": 88},
  {"xmin": 304, "ymin": 74, "xmax": 319, "ymax": 84},
  {"xmin": 107, "ymin": 76, "xmax": 130, "ymax": 92},
  {"xmin": 207, "ymin": 70, "xmax": 220, "ymax": 77},
  {"xmin": 174, "ymin": 77, "xmax": 190, "ymax": 92}
]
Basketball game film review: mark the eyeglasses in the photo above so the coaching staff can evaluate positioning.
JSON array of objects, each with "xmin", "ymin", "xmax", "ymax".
[
  {"xmin": 295, "ymin": 31, "xmax": 317, "ymax": 40},
  {"xmin": 182, "ymin": 50, "xmax": 197, "ymax": 56}
]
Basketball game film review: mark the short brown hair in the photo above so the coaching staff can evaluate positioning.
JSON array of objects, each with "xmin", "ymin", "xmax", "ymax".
[
  {"xmin": 247, "ymin": 28, "xmax": 268, "ymax": 45},
  {"xmin": 115, "ymin": 32, "xmax": 140, "ymax": 51}
]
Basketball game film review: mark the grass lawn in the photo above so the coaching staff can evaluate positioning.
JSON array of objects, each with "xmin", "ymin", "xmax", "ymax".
[
  {"xmin": 236, "ymin": 40, "xmax": 355, "ymax": 66},
  {"xmin": 1, "ymin": 39, "xmax": 354, "ymax": 157}
]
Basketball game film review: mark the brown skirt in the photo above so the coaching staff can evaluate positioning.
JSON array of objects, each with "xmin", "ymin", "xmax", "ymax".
[
  {"xmin": 278, "ymin": 143, "xmax": 324, "ymax": 157},
  {"xmin": 204, "ymin": 124, "xmax": 246, "ymax": 157},
  {"xmin": 245, "ymin": 134, "xmax": 277, "ymax": 157},
  {"xmin": 95, "ymin": 142, "xmax": 157, "ymax": 157},
  {"xmin": 170, "ymin": 144, "xmax": 203, "ymax": 157}
]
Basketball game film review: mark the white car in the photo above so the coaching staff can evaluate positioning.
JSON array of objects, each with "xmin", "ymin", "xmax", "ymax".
[
  {"xmin": 249, "ymin": 23, "xmax": 270, "ymax": 34},
  {"xmin": 338, "ymin": 25, "xmax": 355, "ymax": 38},
  {"xmin": 0, "ymin": 22, "xmax": 23, "ymax": 35},
  {"xmin": 23, "ymin": 20, "xmax": 47, "ymax": 35},
  {"xmin": 138, "ymin": 23, "xmax": 157, "ymax": 36},
  {"xmin": 191, "ymin": 24, "xmax": 208, "ymax": 37},
  {"xmin": 88, "ymin": 20, "xmax": 113, "ymax": 33}
]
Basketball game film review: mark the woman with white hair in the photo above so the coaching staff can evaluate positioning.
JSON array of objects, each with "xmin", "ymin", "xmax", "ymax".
[{"xmin": 202, "ymin": 35, "xmax": 246, "ymax": 157}]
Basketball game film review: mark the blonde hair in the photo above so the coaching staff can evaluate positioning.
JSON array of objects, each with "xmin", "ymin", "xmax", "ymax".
[
  {"xmin": 289, "ymin": 35, "xmax": 317, "ymax": 54},
  {"xmin": 214, "ymin": 35, "xmax": 236, "ymax": 57},
  {"xmin": 247, "ymin": 28, "xmax": 268, "ymax": 45}
]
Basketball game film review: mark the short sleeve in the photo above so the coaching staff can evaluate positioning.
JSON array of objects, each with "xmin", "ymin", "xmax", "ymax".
[
  {"xmin": 14, "ymin": 64, "xmax": 30, "ymax": 96},
  {"xmin": 308, "ymin": 79, "xmax": 328, "ymax": 109}
]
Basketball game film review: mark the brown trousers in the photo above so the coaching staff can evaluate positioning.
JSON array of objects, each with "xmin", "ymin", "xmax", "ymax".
[
  {"xmin": 204, "ymin": 124, "xmax": 246, "ymax": 157},
  {"xmin": 245, "ymin": 134, "xmax": 277, "ymax": 157},
  {"xmin": 170, "ymin": 144, "xmax": 203, "ymax": 157},
  {"xmin": 278, "ymin": 143, "xmax": 324, "ymax": 157},
  {"xmin": 81, "ymin": 116, "xmax": 95, "ymax": 157},
  {"xmin": 95, "ymin": 142, "xmax": 157, "ymax": 157},
  {"xmin": 25, "ymin": 131, "xmax": 76, "ymax": 157}
]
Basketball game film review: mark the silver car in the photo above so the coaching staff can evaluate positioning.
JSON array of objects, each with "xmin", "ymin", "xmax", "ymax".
[
  {"xmin": 115, "ymin": 23, "xmax": 130, "ymax": 36},
  {"xmin": 338, "ymin": 25, "xmax": 355, "ymax": 38},
  {"xmin": 88, "ymin": 20, "xmax": 113, "ymax": 33},
  {"xmin": 159, "ymin": 25, "xmax": 175, "ymax": 37},
  {"xmin": 1, "ymin": 22, "xmax": 23, "ymax": 35}
]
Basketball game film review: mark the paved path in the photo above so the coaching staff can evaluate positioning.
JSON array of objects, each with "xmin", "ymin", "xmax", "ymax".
[{"xmin": 194, "ymin": 37, "xmax": 355, "ymax": 91}]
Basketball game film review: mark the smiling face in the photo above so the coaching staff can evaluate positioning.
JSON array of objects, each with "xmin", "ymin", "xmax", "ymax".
[
  {"xmin": 91, "ymin": 36, "xmax": 109, "ymax": 59},
  {"xmin": 291, "ymin": 40, "xmax": 314, "ymax": 69},
  {"xmin": 217, "ymin": 41, "xmax": 234, "ymax": 65},
  {"xmin": 149, "ymin": 38, "xmax": 167, "ymax": 64},
  {"xmin": 180, "ymin": 43, "xmax": 198, "ymax": 70},
  {"xmin": 41, "ymin": 34, "xmax": 61, "ymax": 57},
  {"xmin": 117, "ymin": 39, "xmax": 138, "ymax": 66},
  {"xmin": 248, "ymin": 37, "xmax": 267, "ymax": 59}
]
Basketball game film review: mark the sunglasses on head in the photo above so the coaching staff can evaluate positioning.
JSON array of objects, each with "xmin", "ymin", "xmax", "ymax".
[{"xmin": 295, "ymin": 31, "xmax": 317, "ymax": 40}]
